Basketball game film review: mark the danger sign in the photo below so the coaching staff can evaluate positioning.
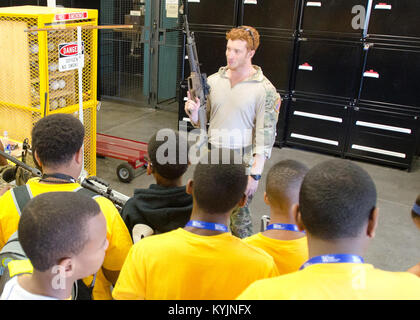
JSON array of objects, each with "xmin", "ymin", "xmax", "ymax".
[
  {"xmin": 54, "ymin": 12, "xmax": 88, "ymax": 21},
  {"xmin": 60, "ymin": 43, "xmax": 81, "ymax": 57},
  {"xmin": 58, "ymin": 42, "xmax": 84, "ymax": 72}
]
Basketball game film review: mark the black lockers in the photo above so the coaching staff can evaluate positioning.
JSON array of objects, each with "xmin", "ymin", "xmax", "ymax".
[
  {"xmin": 346, "ymin": 105, "xmax": 419, "ymax": 168},
  {"xmin": 293, "ymin": 38, "xmax": 363, "ymax": 99},
  {"xmin": 186, "ymin": 0, "xmax": 239, "ymax": 28},
  {"xmin": 285, "ymin": 97, "xmax": 351, "ymax": 155},
  {"xmin": 298, "ymin": 0, "xmax": 370, "ymax": 39},
  {"xmin": 253, "ymin": 34, "xmax": 295, "ymax": 94},
  {"xmin": 240, "ymin": 0, "xmax": 301, "ymax": 35},
  {"xmin": 359, "ymin": 44, "xmax": 420, "ymax": 108},
  {"xmin": 285, "ymin": 1, "xmax": 366, "ymax": 161},
  {"xmin": 179, "ymin": 0, "xmax": 420, "ymax": 168},
  {"xmin": 367, "ymin": 0, "xmax": 420, "ymax": 41},
  {"xmin": 354, "ymin": 0, "xmax": 420, "ymax": 166}
]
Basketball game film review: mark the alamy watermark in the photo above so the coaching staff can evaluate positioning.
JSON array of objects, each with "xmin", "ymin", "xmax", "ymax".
[
  {"xmin": 351, "ymin": 5, "xmax": 366, "ymax": 30},
  {"xmin": 154, "ymin": 122, "xmax": 265, "ymax": 168}
]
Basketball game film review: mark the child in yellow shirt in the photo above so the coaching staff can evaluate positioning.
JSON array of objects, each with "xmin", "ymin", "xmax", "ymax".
[
  {"xmin": 0, "ymin": 114, "xmax": 132, "ymax": 299},
  {"xmin": 238, "ymin": 159, "xmax": 420, "ymax": 300},
  {"xmin": 1, "ymin": 192, "xmax": 108, "ymax": 300},
  {"xmin": 243, "ymin": 160, "xmax": 308, "ymax": 274},
  {"xmin": 113, "ymin": 149, "xmax": 278, "ymax": 300}
]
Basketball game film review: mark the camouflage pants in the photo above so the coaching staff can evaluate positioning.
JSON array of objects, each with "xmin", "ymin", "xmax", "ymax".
[{"xmin": 230, "ymin": 195, "xmax": 253, "ymax": 239}]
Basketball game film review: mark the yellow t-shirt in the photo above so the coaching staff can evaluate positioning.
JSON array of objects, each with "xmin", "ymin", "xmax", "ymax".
[
  {"xmin": 112, "ymin": 228, "xmax": 279, "ymax": 300},
  {"xmin": 243, "ymin": 232, "xmax": 308, "ymax": 275},
  {"xmin": 237, "ymin": 263, "xmax": 420, "ymax": 300},
  {"xmin": 0, "ymin": 178, "xmax": 133, "ymax": 300}
]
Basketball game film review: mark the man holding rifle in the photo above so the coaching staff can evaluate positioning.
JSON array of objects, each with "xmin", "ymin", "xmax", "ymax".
[{"xmin": 185, "ymin": 25, "xmax": 281, "ymax": 238}]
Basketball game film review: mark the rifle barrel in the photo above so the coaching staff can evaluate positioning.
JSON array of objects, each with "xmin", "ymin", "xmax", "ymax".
[{"xmin": 0, "ymin": 150, "xmax": 42, "ymax": 177}]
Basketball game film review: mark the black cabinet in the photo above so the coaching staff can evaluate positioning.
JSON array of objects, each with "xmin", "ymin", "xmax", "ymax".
[
  {"xmin": 346, "ymin": 105, "xmax": 420, "ymax": 169},
  {"xmin": 298, "ymin": 0, "xmax": 369, "ymax": 39},
  {"xmin": 367, "ymin": 0, "xmax": 420, "ymax": 41},
  {"xmin": 285, "ymin": 97, "xmax": 350, "ymax": 154},
  {"xmin": 240, "ymin": 0, "xmax": 300, "ymax": 34},
  {"xmin": 293, "ymin": 38, "xmax": 363, "ymax": 100},
  {"xmin": 253, "ymin": 34, "xmax": 296, "ymax": 94},
  {"xmin": 182, "ymin": 28, "xmax": 228, "ymax": 80},
  {"xmin": 186, "ymin": 0, "xmax": 239, "ymax": 28},
  {"xmin": 359, "ymin": 43, "xmax": 420, "ymax": 109}
]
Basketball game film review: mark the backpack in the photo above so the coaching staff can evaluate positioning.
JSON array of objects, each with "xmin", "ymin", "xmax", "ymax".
[{"xmin": 0, "ymin": 185, "xmax": 101, "ymax": 300}]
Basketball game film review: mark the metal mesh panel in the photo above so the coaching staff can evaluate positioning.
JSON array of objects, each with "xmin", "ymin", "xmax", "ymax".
[
  {"xmin": 157, "ymin": 0, "xmax": 184, "ymax": 105},
  {"xmin": 0, "ymin": 15, "xmax": 41, "ymax": 144},
  {"xmin": 45, "ymin": 25, "xmax": 97, "ymax": 175},
  {"xmin": 0, "ymin": 9, "xmax": 97, "ymax": 176},
  {"xmin": 99, "ymin": 0, "xmax": 147, "ymax": 105}
]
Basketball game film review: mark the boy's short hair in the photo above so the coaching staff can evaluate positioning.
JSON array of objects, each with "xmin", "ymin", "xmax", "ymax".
[
  {"xmin": 18, "ymin": 192, "xmax": 101, "ymax": 272},
  {"xmin": 148, "ymin": 129, "xmax": 189, "ymax": 180},
  {"xmin": 193, "ymin": 149, "xmax": 248, "ymax": 214},
  {"xmin": 31, "ymin": 113, "xmax": 84, "ymax": 167},
  {"xmin": 299, "ymin": 159, "xmax": 377, "ymax": 240},
  {"xmin": 266, "ymin": 160, "xmax": 309, "ymax": 208},
  {"xmin": 226, "ymin": 25, "xmax": 260, "ymax": 51}
]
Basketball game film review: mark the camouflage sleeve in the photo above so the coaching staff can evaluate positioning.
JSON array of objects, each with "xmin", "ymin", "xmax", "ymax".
[{"xmin": 253, "ymin": 80, "xmax": 281, "ymax": 159}]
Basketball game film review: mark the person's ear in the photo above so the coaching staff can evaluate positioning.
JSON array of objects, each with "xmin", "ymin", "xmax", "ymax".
[
  {"xmin": 293, "ymin": 204, "xmax": 306, "ymax": 233},
  {"xmin": 34, "ymin": 150, "xmax": 43, "ymax": 169},
  {"xmin": 263, "ymin": 192, "xmax": 270, "ymax": 206},
  {"xmin": 238, "ymin": 193, "xmax": 248, "ymax": 208},
  {"xmin": 74, "ymin": 147, "xmax": 83, "ymax": 165},
  {"xmin": 54, "ymin": 257, "xmax": 75, "ymax": 280},
  {"xmin": 367, "ymin": 207, "xmax": 379, "ymax": 239},
  {"xmin": 248, "ymin": 49, "xmax": 255, "ymax": 59},
  {"xmin": 186, "ymin": 179, "xmax": 193, "ymax": 195}
]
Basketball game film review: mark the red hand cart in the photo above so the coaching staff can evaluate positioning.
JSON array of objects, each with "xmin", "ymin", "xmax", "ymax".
[{"xmin": 96, "ymin": 133, "xmax": 148, "ymax": 183}]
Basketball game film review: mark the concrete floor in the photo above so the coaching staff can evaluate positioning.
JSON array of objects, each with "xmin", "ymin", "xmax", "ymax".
[{"xmin": 96, "ymin": 100, "xmax": 420, "ymax": 273}]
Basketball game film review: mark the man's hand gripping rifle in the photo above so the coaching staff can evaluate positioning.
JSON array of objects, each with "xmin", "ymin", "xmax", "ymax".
[{"xmin": 184, "ymin": 15, "xmax": 210, "ymax": 146}]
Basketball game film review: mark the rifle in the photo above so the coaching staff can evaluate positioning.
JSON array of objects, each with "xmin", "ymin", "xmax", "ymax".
[
  {"xmin": 0, "ymin": 149, "xmax": 129, "ymax": 212},
  {"xmin": 0, "ymin": 149, "xmax": 42, "ymax": 178},
  {"xmin": 183, "ymin": 15, "xmax": 210, "ymax": 135},
  {"xmin": 80, "ymin": 176, "xmax": 129, "ymax": 212}
]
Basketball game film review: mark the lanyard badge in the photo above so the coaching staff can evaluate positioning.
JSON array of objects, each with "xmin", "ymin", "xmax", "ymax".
[
  {"xmin": 266, "ymin": 223, "xmax": 304, "ymax": 233},
  {"xmin": 186, "ymin": 220, "xmax": 228, "ymax": 232},
  {"xmin": 300, "ymin": 254, "xmax": 364, "ymax": 270}
]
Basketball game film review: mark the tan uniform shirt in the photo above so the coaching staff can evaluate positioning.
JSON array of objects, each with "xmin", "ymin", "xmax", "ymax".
[{"xmin": 203, "ymin": 66, "xmax": 280, "ymax": 165}]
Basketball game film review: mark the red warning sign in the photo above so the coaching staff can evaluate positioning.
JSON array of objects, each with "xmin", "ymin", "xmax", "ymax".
[{"xmin": 54, "ymin": 12, "xmax": 88, "ymax": 21}]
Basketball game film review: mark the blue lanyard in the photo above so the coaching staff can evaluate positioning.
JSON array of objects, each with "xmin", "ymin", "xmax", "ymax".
[
  {"xmin": 300, "ymin": 254, "xmax": 364, "ymax": 270},
  {"xmin": 186, "ymin": 220, "xmax": 228, "ymax": 232},
  {"xmin": 266, "ymin": 223, "xmax": 304, "ymax": 233},
  {"xmin": 413, "ymin": 203, "xmax": 420, "ymax": 216}
]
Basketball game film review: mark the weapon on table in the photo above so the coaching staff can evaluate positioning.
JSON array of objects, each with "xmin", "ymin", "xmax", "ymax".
[{"xmin": 183, "ymin": 15, "xmax": 210, "ymax": 135}]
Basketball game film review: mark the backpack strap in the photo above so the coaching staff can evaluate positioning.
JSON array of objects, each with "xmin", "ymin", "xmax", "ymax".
[
  {"xmin": 10, "ymin": 185, "xmax": 33, "ymax": 217},
  {"xmin": 7, "ymin": 259, "xmax": 33, "ymax": 278},
  {"xmin": 73, "ymin": 186, "xmax": 102, "ymax": 200}
]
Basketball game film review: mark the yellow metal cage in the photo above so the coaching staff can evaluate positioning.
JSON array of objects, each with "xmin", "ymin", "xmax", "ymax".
[{"xmin": 0, "ymin": 6, "xmax": 98, "ymax": 176}]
